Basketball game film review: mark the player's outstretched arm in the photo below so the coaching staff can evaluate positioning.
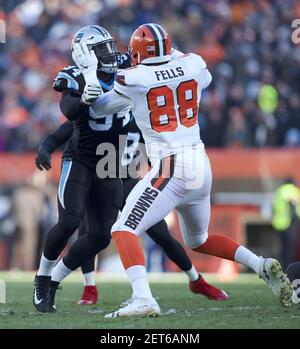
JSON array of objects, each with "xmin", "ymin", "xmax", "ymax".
[
  {"xmin": 91, "ymin": 89, "xmax": 133, "ymax": 115},
  {"xmin": 35, "ymin": 122, "xmax": 73, "ymax": 171}
]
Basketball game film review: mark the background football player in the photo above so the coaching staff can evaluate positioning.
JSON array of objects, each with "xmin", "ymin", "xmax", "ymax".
[{"xmin": 85, "ymin": 23, "xmax": 292, "ymax": 317}]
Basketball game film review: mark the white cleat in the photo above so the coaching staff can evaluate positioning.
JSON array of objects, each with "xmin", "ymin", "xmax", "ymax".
[
  {"xmin": 120, "ymin": 297, "xmax": 133, "ymax": 308},
  {"xmin": 259, "ymin": 257, "xmax": 293, "ymax": 307},
  {"xmin": 105, "ymin": 297, "xmax": 160, "ymax": 318}
]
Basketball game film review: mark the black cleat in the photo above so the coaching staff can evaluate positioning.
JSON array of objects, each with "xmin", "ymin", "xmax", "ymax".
[
  {"xmin": 33, "ymin": 275, "xmax": 51, "ymax": 313},
  {"xmin": 49, "ymin": 281, "xmax": 61, "ymax": 313}
]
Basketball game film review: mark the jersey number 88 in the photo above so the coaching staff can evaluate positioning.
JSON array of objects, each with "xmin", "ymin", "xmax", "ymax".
[{"xmin": 146, "ymin": 79, "xmax": 198, "ymax": 133}]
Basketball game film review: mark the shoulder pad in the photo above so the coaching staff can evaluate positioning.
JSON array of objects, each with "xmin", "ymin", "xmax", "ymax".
[
  {"xmin": 53, "ymin": 66, "xmax": 83, "ymax": 92},
  {"xmin": 116, "ymin": 66, "xmax": 139, "ymax": 87},
  {"xmin": 182, "ymin": 53, "xmax": 207, "ymax": 69}
]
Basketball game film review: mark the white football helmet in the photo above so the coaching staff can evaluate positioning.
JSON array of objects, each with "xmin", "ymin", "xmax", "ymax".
[{"xmin": 71, "ymin": 25, "xmax": 120, "ymax": 74}]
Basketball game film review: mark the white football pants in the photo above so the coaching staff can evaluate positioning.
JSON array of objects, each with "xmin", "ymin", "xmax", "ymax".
[{"xmin": 112, "ymin": 145, "xmax": 212, "ymax": 249}]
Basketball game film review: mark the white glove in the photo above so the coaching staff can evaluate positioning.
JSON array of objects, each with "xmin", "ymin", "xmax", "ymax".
[
  {"xmin": 72, "ymin": 42, "xmax": 101, "ymax": 87},
  {"xmin": 81, "ymin": 84, "xmax": 102, "ymax": 105}
]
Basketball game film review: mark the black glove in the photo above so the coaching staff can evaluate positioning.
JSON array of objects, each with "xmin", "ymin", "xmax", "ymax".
[{"xmin": 35, "ymin": 148, "xmax": 52, "ymax": 171}]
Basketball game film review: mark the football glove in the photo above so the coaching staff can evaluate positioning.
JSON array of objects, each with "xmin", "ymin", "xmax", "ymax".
[
  {"xmin": 81, "ymin": 84, "xmax": 102, "ymax": 105},
  {"xmin": 35, "ymin": 148, "xmax": 51, "ymax": 171},
  {"xmin": 72, "ymin": 42, "xmax": 101, "ymax": 87}
]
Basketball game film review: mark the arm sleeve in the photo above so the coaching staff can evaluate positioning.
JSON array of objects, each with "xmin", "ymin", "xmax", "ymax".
[
  {"xmin": 39, "ymin": 122, "xmax": 73, "ymax": 154},
  {"xmin": 91, "ymin": 89, "xmax": 134, "ymax": 115},
  {"xmin": 60, "ymin": 90, "xmax": 88, "ymax": 121}
]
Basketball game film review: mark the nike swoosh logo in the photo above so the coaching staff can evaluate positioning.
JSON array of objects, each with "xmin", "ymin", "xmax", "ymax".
[{"xmin": 34, "ymin": 289, "xmax": 43, "ymax": 305}]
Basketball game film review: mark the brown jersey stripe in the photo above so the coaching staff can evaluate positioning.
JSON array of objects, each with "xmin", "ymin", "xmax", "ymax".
[
  {"xmin": 151, "ymin": 155, "xmax": 175, "ymax": 191},
  {"xmin": 157, "ymin": 155, "xmax": 175, "ymax": 191}
]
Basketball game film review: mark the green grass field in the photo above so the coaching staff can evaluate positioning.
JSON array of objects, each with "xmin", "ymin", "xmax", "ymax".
[{"xmin": 0, "ymin": 272, "xmax": 299, "ymax": 329}]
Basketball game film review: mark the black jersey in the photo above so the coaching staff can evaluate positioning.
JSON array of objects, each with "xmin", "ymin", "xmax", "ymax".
[
  {"xmin": 53, "ymin": 53, "xmax": 132, "ymax": 170},
  {"xmin": 40, "ymin": 116, "xmax": 147, "ymax": 180},
  {"xmin": 121, "ymin": 118, "xmax": 144, "ymax": 167},
  {"xmin": 119, "ymin": 118, "xmax": 149, "ymax": 179}
]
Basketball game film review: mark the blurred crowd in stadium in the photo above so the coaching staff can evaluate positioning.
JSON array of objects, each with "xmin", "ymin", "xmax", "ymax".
[
  {"xmin": 1, "ymin": 0, "xmax": 300, "ymax": 152},
  {"xmin": 1, "ymin": 0, "xmax": 300, "ymax": 271}
]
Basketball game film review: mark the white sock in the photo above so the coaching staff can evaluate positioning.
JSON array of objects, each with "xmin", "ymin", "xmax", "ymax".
[
  {"xmin": 185, "ymin": 266, "xmax": 199, "ymax": 282},
  {"xmin": 37, "ymin": 254, "xmax": 58, "ymax": 276},
  {"xmin": 51, "ymin": 260, "xmax": 73, "ymax": 283},
  {"xmin": 234, "ymin": 246, "xmax": 261, "ymax": 274},
  {"xmin": 83, "ymin": 272, "xmax": 96, "ymax": 286},
  {"xmin": 126, "ymin": 265, "xmax": 153, "ymax": 299}
]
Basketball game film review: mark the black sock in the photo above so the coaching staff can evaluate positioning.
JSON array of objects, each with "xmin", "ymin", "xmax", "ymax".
[{"xmin": 146, "ymin": 220, "xmax": 193, "ymax": 272}]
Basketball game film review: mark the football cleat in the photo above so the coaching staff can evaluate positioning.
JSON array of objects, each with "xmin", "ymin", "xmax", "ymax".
[
  {"xmin": 259, "ymin": 257, "xmax": 293, "ymax": 307},
  {"xmin": 33, "ymin": 275, "xmax": 51, "ymax": 313},
  {"xmin": 120, "ymin": 297, "xmax": 134, "ymax": 308},
  {"xmin": 189, "ymin": 276, "xmax": 229, "ymax": 301},
  {"xmin": 105, "ymin": 297, "xmax": 160, "ymax": 318},
  {"xmin": 48, "ymin": 281, "xmax": 61, "ymax": 313},
  {"xmin": 77, "ymin": 285, "xmax": 98, "ymax": 305}
]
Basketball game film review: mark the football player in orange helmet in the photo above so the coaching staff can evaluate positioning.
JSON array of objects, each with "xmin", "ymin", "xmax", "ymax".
[
  {"xmin": 77, "ymin": 23, "xmax": 293, "ymax": 317},
  {"xmin": 129, "ymin": 23, "xmax": 172, "ymax": 66}
]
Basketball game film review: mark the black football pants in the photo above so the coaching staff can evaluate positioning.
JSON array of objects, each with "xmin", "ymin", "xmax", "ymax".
[
  {"xmin": 80, "ymin": 177, "xmax": 193, "ymax": 274},
  {"xmin": 43, "ymin": 158, "xmax": 122, "ymax": 270}
]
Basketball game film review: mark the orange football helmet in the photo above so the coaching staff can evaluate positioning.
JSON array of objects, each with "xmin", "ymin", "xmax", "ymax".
[{"xmin": 129, "ymin": 23, "xmax": 172, "ymax": 66}]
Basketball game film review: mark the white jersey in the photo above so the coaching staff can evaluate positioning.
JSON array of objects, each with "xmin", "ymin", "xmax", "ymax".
[
  {"xmin": 94, "ymin": 53, "xmax": 214, "ymax": 251},
  {"xmin": 93, "ymin": 52, "xmax": 212, "ymax": 162}
]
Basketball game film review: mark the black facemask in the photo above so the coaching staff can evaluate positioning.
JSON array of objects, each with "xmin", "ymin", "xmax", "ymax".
[{"xmin": 90, "ymin": 40, "xmax": 121, "ymax": 73}]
